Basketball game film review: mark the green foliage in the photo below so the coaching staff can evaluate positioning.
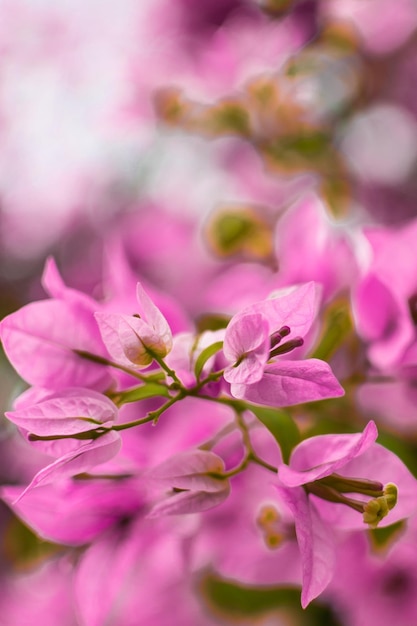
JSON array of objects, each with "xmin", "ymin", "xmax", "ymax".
[
  {"xmin": 248, "ymin": 404, "xmax": 300, "ymax": 463},
  {"xmin": 311, "ymin": 297, "xmax": 354, "ymax": 362},
  {"xmin": 2, "ymin": 516, "xmax": 60, "ymax": 568},
  {"xmin": 211, "ymin": 102, "xmax": 251, "ymax": 136},
  {"xmin": 369, "ymin": 519, "xmax": 406, "ymax": 551},
  {"xmin": 194, "ymin": 341, "xmax": 224, "ymax": 381},
  {"xmin": 196, "ymin": 314, "xmax": 231, "ymax": 333},
  {"xmin": 212, "ymin": 213, "xmax": 254, "ymax": 253},
  {"xmin": 114, "ymin": 382, "xmax": 171, "ymax": 404},
  {"xmin": 199, "ymin": 572, "xmax": 343, "ymax": 626}
]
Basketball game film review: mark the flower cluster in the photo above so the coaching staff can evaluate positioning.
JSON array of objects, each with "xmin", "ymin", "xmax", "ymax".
[
  {"xmin": 2, "ymin": 2, "xmax": 417, "ymax": 626},
  {"xmin": 1, "ymin": 255, "xmax": 417, "ymax": 624}
]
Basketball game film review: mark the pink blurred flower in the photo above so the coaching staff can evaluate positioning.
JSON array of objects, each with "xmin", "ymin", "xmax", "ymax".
[
  {"xmin": 274, "ymin": 194, "xmax": 356, "ymax": 301},
  {"xmin": 353, "ymin": 217, "xmax": 417, "ymax": 371},
  {"xmin": 329, "ymin": 519, "xmax": 417, "ymax": 626},
  {"xmin": 321, "ymin": 0, "xmax": 417, "ymax": 56},
  {"xmin": 0, "ymin": 259, "xmax": 112, "ymax": 391},
  {"xmin": 0, "ymin": 556, "xmax": 78, "ymax": 626}
]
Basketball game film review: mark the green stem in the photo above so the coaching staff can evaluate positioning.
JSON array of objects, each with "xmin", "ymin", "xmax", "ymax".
[
  {"xmin": 151, "ymin": 352, "xmax": 183, "ymax": 387},
  {"xmin": 112, "ymin": 393, "xmax": 184, "ymax": 430},
  {"xmin": 194, "ymin": 368, "xmax": 225, "ymax": 390},
  {"xmin": 74, "ymin": 472, "xmax": 134, "ymax": 481},
  {"xmin": 250, "ymin": 454, "xmax": 278, "ymax": 474},
  {"xmin": 191, "ymin": 393, "xmax": 246, "ymax": 412},
  {"xmin": 304, "ymin": 482, "xmax": 365, "ymax": 513},
  {"xmin": 74, "ymin": 349, "xmax": 163, "ymax": 383},
  {"xmin": 221, "ymin": 453, "xmax": 251, "ymax": 478},
  {"xmin": 199, "ymin": 421, "xmax": 238, "ymax": 451},
  {"xmin": 214, "ymin": 407, "xmax": 279, "ymax": 479}
]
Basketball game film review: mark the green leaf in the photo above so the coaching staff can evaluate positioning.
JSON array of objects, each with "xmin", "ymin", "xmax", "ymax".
[
  {"xmin": 311, "ymin": 296, "xmax": 353, "ymax": 362},
  {"xmin": 194, "ymin": 341, "xmax": 224, "ymax": 381},
  {"xmin": 199, "ymin": 572, "xmax": 343, "ymax": 625},
  {"xmin": 3, "ymin": 516, "xmax": 59, "ymax": 567},
  {"xmin": 143, "ymin": 371, "xmax": 167, "ymax": 382},
  {"xmin": 210, "ymin": 102, "xmax": 250, "ymax": 136},
  {"xmin": 114, "ymin": 383, "xmax": 171, "ymax": 404},
  {"xmin": 369, "ymin": 520, "xmax": 406, "ymax": 551},
  {"xmin": 247, "ymin": 404, "xmax": 300, "ymax": 463},
  {"xmin": 210, "ymin": 213, "xmax": 253, "ymax": 253},
  {"xmin": 200, "ymin": 572, "xmax": 300, "ymax": 616},
  {"xmin": 196, "ymin": 314, "xmax": 230, "ymax": 333}
]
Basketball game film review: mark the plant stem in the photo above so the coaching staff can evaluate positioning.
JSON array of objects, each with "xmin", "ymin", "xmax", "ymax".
[
  {"xmin": 74, "ymin": 349, "xmax": 164, "ymax": 383},
  {"xmin": 152, "ymin": 352, "xmax": 183, "ymax": 386},
  {"xmin": 112, "ymin": 393, "xmax": 184, "ymax": 430}
]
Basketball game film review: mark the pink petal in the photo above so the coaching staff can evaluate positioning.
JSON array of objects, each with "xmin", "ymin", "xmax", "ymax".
[
  {"xmin": 146, "ymin": 450, "xmax": 230, "ymax": 516},
  {"xmin": 14, "ymin": 431, "xmax": 121, "ymax": 502},
  {"xmin": 74, "ymin": 519, "xmax": 187, "ymax": 626},
  {"xmin": 6, "ymin": 388, "xmax": 118, "ymax": 436},
  {"xmin": 1, "ymin": 299, "xmax": 111, "ymax": 391},
  {"xmin": 354, "ymin": 274, "xmax": 400, "ymax": 341},
  {"xmin": 231, "ymin": 359, "xmax": 344, "ymax": 406},
  {"xmin": 274, "ymin": 194, "xmax": 355, "ymax": 301},
  {"xmin": 120, "ymin": 315, "xmax": 166, "ymax": 361},
  {"xmin": 313, "ymin": 443, "xmax": 417, "ymax": 529},
  {"xmin": 42, "ymin": 257, "xmax": 68, "ymax": 298},
  {"xmin": 278, "ymin": 486, "xmax": 335, "ymax": 608},
  {"xmin": 223, "ymin": 313, "xmax": 270, "ymax": 361},
  {"xmin": 224, "ymin": 351, "xmax": 269, "ymax": 385},
  {"xmin": 223, "ymin": 313, "xmax": 270, "ymax": 384},
  {"xmin": 353, "ymin": 273, "xmax": 412, "ymax": 368},
  {"xmin": 41, "ymin": 257, "xmax": 98, "ymax": 310},
  {"xmin": 278, "ymin": 421, "xmax": 378, "ymax": 487},
  {"xmin": 95, "ymin": 312, "xmax": 168, "ymax": 367},
  {"xmin": 95, "ymin": 312, "xmax": 135, "ymax": 367},
  {"xmin": 147, "ymin": 486, "xmax": 230, "ymax": 516},
  {"xmin": 74, "ymin": 522, "xmax": 145, "ymax": 626},
  {"xmin": 147, "ymin": 449, "xmax": 226, "ymax": 492},
  {"xmin": 241, "ymin": 282, "xmax": 320, "ymax": 339},
  {"xmin": 136, "ymin": 283, "xmax": 173, "ymax": 352},
  {"xmin": 2, "ymin": 477, "xmax": 145, "ymax": 546}
]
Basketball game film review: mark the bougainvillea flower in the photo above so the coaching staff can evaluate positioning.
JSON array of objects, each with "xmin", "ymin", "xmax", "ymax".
[
  {"xmin": 223, "ymin": 282, "xmax": 344, "ymax": 406},
  {"xmin": 329, "ymin": 522, "xmax": 417, "ymax": 626},
  {"xmin": 14, "ymin": 430, "xmax": 121, "ymax": 502},
  {"xmin": 232, "ymin": 359, "xmax": 345, "ymax": 407},
  {"xmin": 191, "ymin": 427, "xmax": 303, "ymax": 590},
  {"xmin": 276, "ymin": 421, "xmax": 417, "ymax": 607},
  {"xmin": 357, "ymin": 379, "xmax": 417, "ymax": 433},
  {"xmin": 7, "ymin": 389, "xmax": 122, "ymax": 503},
  {"xmin": 0, "ymin": 258, "xmax": 113, "ymax": 391},
  {"xmin": 95, "ymin": 283, "xmax": 173, "ymax": 368},
  {"xmin": 0, "ymin": 297, "xmax": 111, "ymax": 391},
  {"xmin": 101, "ymin": 238, "xmax": 192, "ymax": 335},
  {"xmin": 41, "ymin": 256, "xmax": 99, "ymax": 310},
  {"xmin": 273, "ymin": 194, "xmax": 355, "ymax": 301},
  {"xmin": 146, "ymin": 449, "xmax": 230, "ymax": 516},
  {"xmin": 2, "ymin": 476, "xmax": 146, "ymax": 546},
  {"xmin": 352, "ymin": 218, "xmax": 417, "ymax": 371},
  {"xmin": 74, "ymin": 514, "xmax": 218, "ymax": 626},
  {"xmin": 223, "ymin": 282, "xmax": 318, "ymax": 382},
  {"xmin": 164, "ymin": 329, "xmax": 225, "ymax": 388},
  {"xmin": 6, "ymin": 388, "xmax": 118, "ymax": 438},
  {"xmin": 223, "ymin": 312, "xmax": 270, "ymax": 385},
  {"xmin": 0, "ymin": 556, "xmax": 78, "ymax": 626}
]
